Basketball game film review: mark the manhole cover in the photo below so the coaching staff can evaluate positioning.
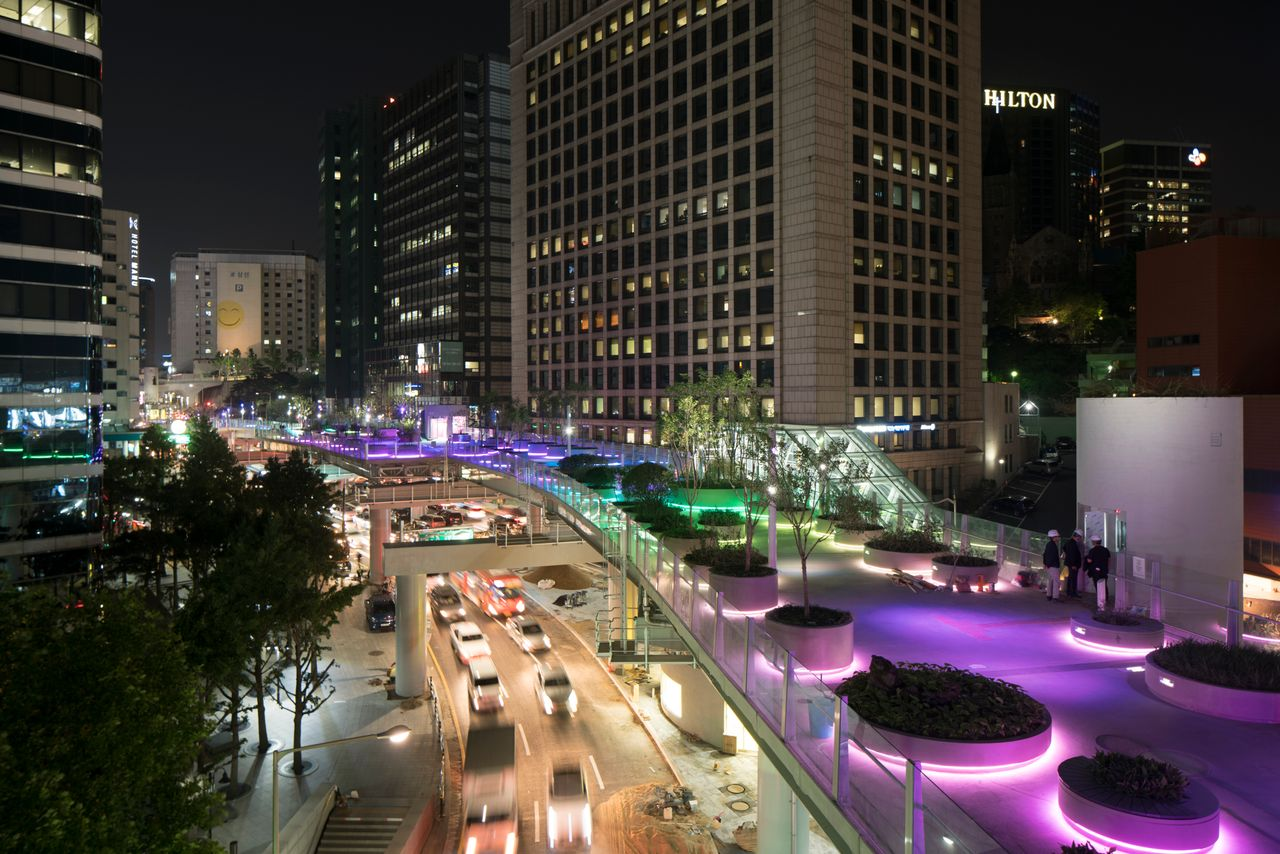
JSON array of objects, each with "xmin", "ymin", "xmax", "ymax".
[
  {"xmin": 729, "ymin": 800, "xmax": 751, "ymax": 813},
  {"xmin": 726, "ymin": 784, "xmax": 746, "ymax": 795}
]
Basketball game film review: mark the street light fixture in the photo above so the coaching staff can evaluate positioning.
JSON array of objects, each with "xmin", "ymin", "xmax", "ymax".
[{"xmin": 272, "ymin": 725, "xmax": 412, "ymax": 853}]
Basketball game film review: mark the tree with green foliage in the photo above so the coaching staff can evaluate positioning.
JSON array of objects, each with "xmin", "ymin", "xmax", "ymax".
[
  {"xmin": 102, "ymin": 424, "xmax": 180, "ymax": 599},
  {"xmin": 620, "ymin": 462, "xmax": 673, "ymax": 514},
  {"xmin": 659, "ymin": 375, "xmax": 720, "ymax": 526},
  {"xmin": 174, "ymin": 416, "xmax": 246, "ymax": 593},
  {"xmin": 771, "ymin": 434, "xmax": 848, "ymax": 617},
  {"xmin": 0, "ymin": 588, "xmax": 222, "ymax": 853}
]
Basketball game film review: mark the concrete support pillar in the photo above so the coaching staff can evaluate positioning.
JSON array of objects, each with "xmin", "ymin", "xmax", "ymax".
[
  {"xmin": 757, "ymin": 753, "xmax": 810, "ymax": 854},
  {"xmin": 370, "ymin": 507, "xmax": 389, "ymax": 586},
  {"xmin": 394, "ymin": 573, "xmax": 427, "ymax": 698}
]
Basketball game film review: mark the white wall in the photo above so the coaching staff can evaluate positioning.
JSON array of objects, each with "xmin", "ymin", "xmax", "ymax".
[{"xmin": 1078, "ymin": 397, "xmax": 1243, "ymax": 585}]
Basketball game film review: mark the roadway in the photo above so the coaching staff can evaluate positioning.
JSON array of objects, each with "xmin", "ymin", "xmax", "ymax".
[
  {"xmin": 425, "ymin": 582, "xmax": 676, "ymax": 853},
  {"xmin": 976, "ymin": 447, "xmax": 1079, "ymax": 536}
]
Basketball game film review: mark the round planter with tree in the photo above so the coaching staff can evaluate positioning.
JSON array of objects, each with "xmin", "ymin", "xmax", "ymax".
[
  {"xmin": 836, "ymin": 657, "xmax": 1052, "ymax": 769},
  {"xmin": 765, "ymin": 604, "xmax": 855, "ymax": 673},
  {"xmin": 685, "ymin": 544, "xmax": 777, "ymax": 614},
  {"xmin": 1070, "ymin": 610, "xmax": 1165, "ymax": 651},
  {"xmin": 1058, "ymin": 752, "xmax": 1220, "ymax": 852},
  {"xmin": 1144, "ymin": 639, "xmax": 1280, "ymax": 723}
]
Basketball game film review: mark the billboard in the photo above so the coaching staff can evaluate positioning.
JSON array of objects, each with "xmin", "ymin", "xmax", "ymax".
[{"xmin": 215, "ymin": 263, "xmax": 262, "ymax": 356}]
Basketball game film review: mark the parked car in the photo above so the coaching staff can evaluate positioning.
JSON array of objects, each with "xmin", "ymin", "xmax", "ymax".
[
  {"xmin": 421, "ymin": 514, "xmax": 448, "ymax": 529},
  {"xmin": 990, "ymin": 494, "xmax": 1036, "ymax": 516},
  {"xmin": 506, "ymin": 616, "xmax": 552, "ymax": 653},
  {"xmin": 467, "ymin": 658, "xmax": 505, "ymax": 713},
  {"xmin": 431, "ymin": 584, "xmax": 467, "ymax": 622},
  {"xmin": 535, "ymin": 662, "xmax": 578, "ymax": 715},
  {"xmin": 441, "ymin": 509, "xmax": 465, "ymax": 526},
  {"xmin": 450, "ymin": 621, "xmax": 492, "ymax": 665},
  {"xmin": 1040, "ymin": 447, "xmax": 1061, "ymax": 462},
  {"xmin": 1023, "ymin": 458, "xmax": 1060, "ymax": 476},
  {"xmin": 1055, "ymin": 436, "xmax": 1077, "ymax": 451},
  {"xmin": 547, "ymin": 759, "xmax": 592, "ymax": 849},
  {"xmin": 365, "ymin": 593, "xmax": 396, "ymax": 632}
]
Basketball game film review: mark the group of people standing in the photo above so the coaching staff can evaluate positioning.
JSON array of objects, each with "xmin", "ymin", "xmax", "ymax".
[{"xmin": 1042, "ymin": 528, "xmax": 1111, "ymax": 609}]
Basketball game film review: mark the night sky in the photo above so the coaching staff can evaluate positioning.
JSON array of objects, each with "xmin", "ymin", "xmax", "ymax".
[{"xmin": 104, "ymin": 2, "xmax": 1277, "ymax": 358}]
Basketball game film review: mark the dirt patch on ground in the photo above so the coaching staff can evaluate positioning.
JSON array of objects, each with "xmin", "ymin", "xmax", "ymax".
[
  {"xmin": 522, "ymin": 563, "xmax": 597, "ymax": 590},
  {"xmin": 595, "ymin": 784, "xmax": 720, "ymax": 854}
]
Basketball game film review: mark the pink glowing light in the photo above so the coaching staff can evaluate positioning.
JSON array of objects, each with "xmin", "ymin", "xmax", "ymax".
[
  {"xmin": 866, "ymin": 744, "xmax": 1049, "ymax": 776},
  {"xmin": 1062, "ymin": 629, "xmax": 1152, "ymax": 656},
  {"xmin": 1061, "ymin": 813, "xmax": 1216, "ymax": 854}
]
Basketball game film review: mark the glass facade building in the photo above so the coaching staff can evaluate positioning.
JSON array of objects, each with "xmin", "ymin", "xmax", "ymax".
[
  {"xmin": 0, "ymin": 0, "xmax": 104, "ymax": 580},
  {"xmin": 511, "ymin": 0, "xmax": 985, "ymax": 497},
  {"xmin": 320, "ymin": 99, "xmax": 382, "ymax": 407},
  {"xmin": 370, "ymin": 54, "xmax": 512, "ymax": 410}
]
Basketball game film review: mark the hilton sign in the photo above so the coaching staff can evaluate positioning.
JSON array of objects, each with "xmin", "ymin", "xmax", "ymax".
[{"xmin": 983, "ymin": 89, "xmax": 1056, "ymax": 112}]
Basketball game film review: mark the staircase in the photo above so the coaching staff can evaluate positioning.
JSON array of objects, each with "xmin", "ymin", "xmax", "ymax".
[{"xmin": 314, "ymin": 797, "xmax": 407, "ymax": 853}]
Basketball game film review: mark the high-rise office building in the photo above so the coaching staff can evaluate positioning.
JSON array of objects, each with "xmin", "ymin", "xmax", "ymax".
[
  {"xmin": 169, "ymin": 250, "xmax": 323, "ymax": 374},
  {"xmin": 0, "ymin": 2, "xmax": 104, "ymax": 579},
  {"xmin": 1100, "ymin": 139, "xmax": 1213, "ymax": 252},
  {"xmin": 101, "ymin": 210, "xmax": 141, "ymax": 429},
  {"xmin": 980, "ymin": 85, "xmax": 1099, "ymax": 287},
  {"xmin": 320, "ymin": 99, "xmax": 382, "ymax": 407},
  {"xmin": 370, "ymin": 54, "xmax": 512, "ymax": 410},
  {"xmin": 511, "ymin": 0, "xmax": 985, "ymax": 496}
]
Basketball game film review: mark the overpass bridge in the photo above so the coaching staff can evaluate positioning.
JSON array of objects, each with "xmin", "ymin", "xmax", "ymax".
[{"xmin": 243, "ymin": 429, "xmax": 994, "ymax": 854}]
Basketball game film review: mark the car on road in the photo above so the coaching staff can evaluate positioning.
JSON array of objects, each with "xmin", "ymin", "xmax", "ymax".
[
  {"xmin": 365, "ymin": 593, "xmax": 396, "ymax": 632},
  {"xmin": 547, "ymin": 759, "xmax": 592, "ymax": 849},
  {"xmin": 1023, "ymin": 458, "xmax": 1060, "ymax": 476},
  {"xmin": 441, "ymin": 509, "xmax": 465, "ymax": 526},
  {"xmin": 1040, "ymin": 447, "xmax": 1060, "ymax": 463},
  {"xmin": 1055, "ymin": 436, "xmax": 1076, "ymax": 451},
  {"xmin": 420, "ymin": 514, "xmax": 447, "ymax": 529},
  {"xmin": 506, "ymin": 616, "xmax": 552, "ymax": 653},
  {"xmin": 468, "ymin": 658, "xmax": 505, "ymax": 713},
  {"xmin": 990, "ymin": 494, "xmax": 1036, "ymax": 516},
  {"xmin": 535, "ymin": 662, "xmax": 578, "ymax": 715},
  {"xmin": 450, "ymin": 621, "xmax": 492, "ymax": 665},
  {"xmin": 431, "ymin": 584, "xmax": 467, "ymax": 622}
]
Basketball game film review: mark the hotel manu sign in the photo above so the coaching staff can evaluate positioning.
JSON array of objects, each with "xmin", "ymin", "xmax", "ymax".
[{"xmin": 983, "ymin": 89, "xmax": 1056, "ymax": 112}]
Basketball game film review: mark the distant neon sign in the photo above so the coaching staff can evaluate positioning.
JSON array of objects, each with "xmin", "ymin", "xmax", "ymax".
[
  {"xmin": 857, "ymin": 423, "xmax": 937, "ymax": 434},
  {"xmin": 1187, "ymin": 147, "xmax": 1208, "ymax": 167}
]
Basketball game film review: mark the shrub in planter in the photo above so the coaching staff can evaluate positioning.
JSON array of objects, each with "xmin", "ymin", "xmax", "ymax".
[
  {"xmin": 1150, "ymin": 638, "xmax": 1280, "ymax": 692},
  {"xmin": 578, "ymin": 465, "xmax": 618, "ymax": 490},
  {"xmin": 1090, "ymin": 610, "xmax": 1142, "ymax": 627},
  {"xmin": 559, "ymin": 453, "xmax": 609, "ymax": 481},
  {"xmin": 684, "ymin": 544, "xmax": 770, "ymax": 575},
  {"xmin": 831, "ymin": 492, "xmax": 883, "ymax": 532},
  {"xmin": 1087, "ymin": 751, "xmax": 1188, "ymax": 802},
  {"xmin": 932, "ymin": 552, "xmax": 997, "ymax": 568},
  {"xmin": 621, "ymin": 462, "xmax": 673, "ymax": 511},
  {"xmin": 836, "ymin": 656, "xmax": 1049, "ymax": 740},
  {"xmin": 656, "ymin": 517, "xmax": 713, "ymax": 542},
  {"xmin": 864, "ymin": 527, "xmax": 946, "ymax": 554},
  {"xmin": 1059, "ymin": 844, "xmax": 1116, "ymax": 854},
  {"xmin": 632, "ymin": 503, "xmax": 682, "ymax": 528},
  {"xmin": 698, "ymin": 509, "xmax": 745, "ymax": 527},
  {"xmin": 767, "ymin": 603, "xmax": 853, "ymax": 628}
]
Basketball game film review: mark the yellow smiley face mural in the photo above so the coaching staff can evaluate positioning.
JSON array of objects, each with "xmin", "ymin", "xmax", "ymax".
[{"xmin": 217, "ymin": 301, "xmax": 244, "ymax": 328}]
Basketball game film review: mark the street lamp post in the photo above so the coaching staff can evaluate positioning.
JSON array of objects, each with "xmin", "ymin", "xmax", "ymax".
[{"xmin": 272, "ymin": 725, "xmax": 411, "ymax": 854}]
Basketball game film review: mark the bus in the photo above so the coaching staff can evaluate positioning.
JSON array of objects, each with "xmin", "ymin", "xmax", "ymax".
[{"xmin": 453, "ymin": 569, "xmax": 526, "ymax": 619}]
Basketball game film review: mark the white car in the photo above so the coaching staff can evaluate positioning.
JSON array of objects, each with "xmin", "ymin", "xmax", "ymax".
[
  {"xmin": 468, "ymin": 659, "xmax": 505, "ymax": 713},
  {"xmin": 506, "ymin": 616, "xmax": 552, "ymax": 653},
  {"xmin": 547, "ymin": 760, "xmax": 592, "ymax": 849},
  {"xmin": 450, "ymin": 621, "xmax": 491, "ymax": 665},
  {"xmin": 536, "ymin": 662, "xmax": 577, "ymax": 716}
]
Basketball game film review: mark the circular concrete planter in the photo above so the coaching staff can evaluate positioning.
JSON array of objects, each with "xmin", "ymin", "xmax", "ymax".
[
  {"xmin": 1057, "ymin": 756, "xmax": 1220, "ymax": 852},
  {"xmin": 931, "ymin": 557, "xmax": 1000, "ymax": 589},
  {"xmin": 867, "ymin": 717, "xmax": 1052, "ymax": 770},
  {"xmin": 660, "ymin": 534, "xmax": 714, "ymax": 558},
  {"xmin": 704, "ymin": 567, "xmax": 778, "ymax": 614},
  {"xmin": 833, "ymin": 526, "xmax": 882, "ymax": 547},
  {"xmin": 863, "ymin": 546, "xmax": 936, "ymax": 574},
  {"xmin": 763, "ymin": 610, "xmax": 855, "ymax": 673},
  {"xmin": 1144, "ymin": 651, "xmax": 1280, "ymax": 723},
  {"xmin": 1070, "ymin": 612, "xmax": 1165, "ymax": 651}
]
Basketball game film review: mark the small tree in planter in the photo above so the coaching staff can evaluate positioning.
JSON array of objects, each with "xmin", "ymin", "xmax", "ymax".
[
  {"xmin": 621, "ymin": 462, "xmax": 673, "ymax": 515},
  {"xmin": 831, "ymin": 488, "xmax": 882, "ymax": 535},
  {"xmin": 770, "ymin": 433, "xmax": 848, "ymax": 619},
  {"xmin": 659, "ymin": 381, "xmax": 717, "ymax": 528}
]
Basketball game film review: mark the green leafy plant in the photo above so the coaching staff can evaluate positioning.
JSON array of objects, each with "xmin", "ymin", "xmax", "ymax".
[
  {"xmin": 932, "ymin": 552, "xmax": 997, "ymax": 567},
  {"xmin": 1059, "ymin": 843, "xmax": 1116, "ymax": 854},
  {"xmin": 836, "ymin": 656, "xmax": 1049, "ymax": 740},
  {"xmin": 767, "ymin": 603, "xmax": 852, "ymax": 627},
  {"xmin": 577, "ymin": 465, "xmax": 618, "ymax": 490},
  {"xmin": 698, "ymin": 509, "xmax": 744, "ymax": 527},
  {"xmin": 684, "ymin": 544, "xmax": 772, "ymax": 577},
  {"xmin": 829, "ymin": 491, "xmax": 882, "ymax": 532},
  {"xmin": 657, "ymin": 518, "xmax": 710, "ymax": 541},
  {"xmin": 558, "ymin": 453, "xmax": 610, "ymax": 481},
  {"xmin": 864, "ymin": 526, "xmax": 947, "ymax": 553},
  {"xmin": 1088, "ymin": 751, "xmax": 1189, "ymax": 802},
  {"xmin": 620, "ymin": 462, "xmax": 673, "ymax": 511},
  {"xmin": 1150, "ymin": 639, "xmax": 1280, "ymax": 692}
]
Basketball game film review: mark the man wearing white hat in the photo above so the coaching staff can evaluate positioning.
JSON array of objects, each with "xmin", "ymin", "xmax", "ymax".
[{"xmin": 1085, "ymin": 534, "xmax": 1111, "ymax": 610}]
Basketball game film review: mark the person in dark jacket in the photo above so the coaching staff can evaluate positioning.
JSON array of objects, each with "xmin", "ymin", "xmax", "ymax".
[
  {"xmin": 1085, "ymin": 534, "xmax": 1111, "ymax": 609},
  {"xmin": 1063, "ymin": 529, "xmax": 1084, "ymax": 598},
  {"xmin": 1043, "ymin": 530, "xmax": 1062, "ymax": 601}
]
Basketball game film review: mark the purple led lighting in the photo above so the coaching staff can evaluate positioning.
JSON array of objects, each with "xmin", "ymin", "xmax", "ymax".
[
  {"xmin": 1060, "ymin": 814, "xmax": 1216, "ymax": 854},
  {"xmin": 1065, "ymin": 629, "xmax": 1156, "ymax": 656}
]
